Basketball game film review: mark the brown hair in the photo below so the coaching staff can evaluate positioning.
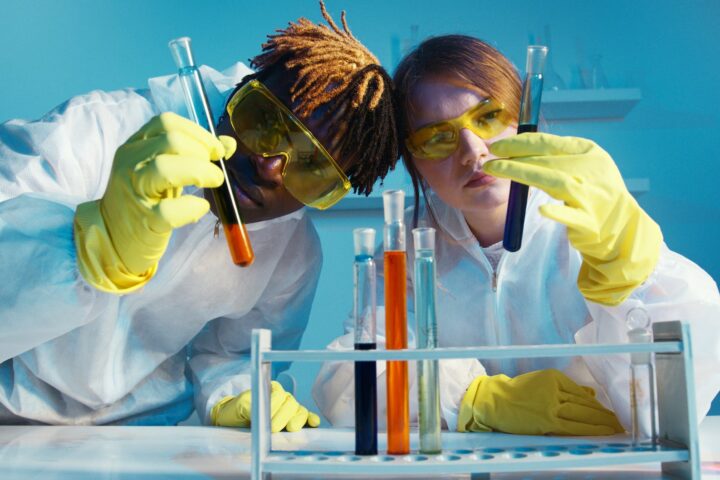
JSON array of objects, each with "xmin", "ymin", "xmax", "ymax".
[
  {"xmin": 249, "ymin": 1, "xmax": 399, "ymax": 196},
  {"xmin": 393, "ymin": 35, "xmax": 522, "ymax": 224}
]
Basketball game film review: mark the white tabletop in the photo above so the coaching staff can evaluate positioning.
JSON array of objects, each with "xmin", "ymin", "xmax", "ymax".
[{"xmin": 1, "ymin": 417, "xmax": 718, "ymax": 479}]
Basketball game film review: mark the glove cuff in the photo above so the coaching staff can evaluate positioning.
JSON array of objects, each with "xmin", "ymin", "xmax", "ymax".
[
  {"xmin": 210, "ymin": 395, "xmax": 237, "ymax": 426},
  {"xmin": 457, "ymin": 375, "xmax": 492, "ymax": 433},
  {"xmin": 578, "ymin": 205, "xmax": 662, "ymax": 306},
  {"xmin": 74, "ymin": 200, "xmax": 157, "ymax": 294}
]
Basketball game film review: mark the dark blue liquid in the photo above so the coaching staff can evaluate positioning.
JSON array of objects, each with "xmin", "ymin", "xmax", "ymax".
[
  {"xmin": 503, "ymin": 124, "xmax": 538, "ymax": 252},
  {"xmin": 354, "ymin": 342, "xmax": 378, "ymax": 455}
]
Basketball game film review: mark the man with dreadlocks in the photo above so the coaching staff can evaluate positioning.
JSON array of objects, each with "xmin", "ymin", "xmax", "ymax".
[{"xmin": 0, "ymin": 2, "xmax": 397, "ymax": 430}]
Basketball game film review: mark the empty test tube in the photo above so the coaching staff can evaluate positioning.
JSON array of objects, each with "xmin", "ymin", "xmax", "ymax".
[
  {"xmin": 626, "ymin": 307, "xmax": 658, "ymax": 446},
  {"xmin": 413, "ymin": 227, "xmax": 441, "ymax": 454}
]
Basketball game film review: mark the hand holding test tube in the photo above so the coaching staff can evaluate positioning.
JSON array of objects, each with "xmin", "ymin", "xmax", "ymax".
[{"xmin": 168, "ymin": 37, "xmax": 254, "ymax": 266}]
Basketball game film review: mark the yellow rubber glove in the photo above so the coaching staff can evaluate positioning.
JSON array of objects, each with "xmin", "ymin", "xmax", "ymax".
[
  {"xmin": 211, "ymin": 381, "xmax": 321, "ymax": 432},
  {"xmin": 486, "ymin": 133, "xmax": 662, "ymax": 306},
  {"xmin": 457, "ymin": 369, "xmax": 624, "ymax": 436},
  {"xmin": 74, "ymin": 112, "xmax": 236, "ymax": 293}
]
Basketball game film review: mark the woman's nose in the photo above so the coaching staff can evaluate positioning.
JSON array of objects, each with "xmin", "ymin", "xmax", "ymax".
[
  {"xmin": 251, "ymin": 153, "xmax": 287, "ymax": 186},
  {"xmin": 456, "ymin": 128, "xmax": 490, "ymax": 167}
]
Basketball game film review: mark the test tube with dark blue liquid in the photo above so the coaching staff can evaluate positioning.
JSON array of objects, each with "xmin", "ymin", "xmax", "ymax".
[
  {"xmin": 503, "ymin": 45, "xmax": 547, "ymax": 252},
  {"xmin": 353, "ymin": 228, "xmax": 378, "ymax": 455}
]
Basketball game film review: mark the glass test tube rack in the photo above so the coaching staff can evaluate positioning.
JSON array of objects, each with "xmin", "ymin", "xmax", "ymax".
[{"xmin": 250, "ymin": 321, "xmax": 700, "ymax": 479}]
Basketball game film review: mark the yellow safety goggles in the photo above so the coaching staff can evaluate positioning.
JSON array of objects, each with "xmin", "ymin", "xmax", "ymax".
[
  {"xmin": 406, "ymin": 99, "xmax": 514, "ymax": 161},
  {"xmin": 226, "ymin": 80, "xmax": 351, "ymax": 210}
]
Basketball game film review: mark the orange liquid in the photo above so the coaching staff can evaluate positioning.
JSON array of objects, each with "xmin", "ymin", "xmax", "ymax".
[
  {"xmin": 224, "ymin": 223, "xmax": 255, "ymax": 267},
  {"xmin": 384, "ymin": 250, "xmax": 409, "ymax": 454}
]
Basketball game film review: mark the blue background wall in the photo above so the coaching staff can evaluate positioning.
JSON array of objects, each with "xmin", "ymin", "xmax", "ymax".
[{"xmin": 2, "ymin": 0, "xmax": 718, "ymax": 418}]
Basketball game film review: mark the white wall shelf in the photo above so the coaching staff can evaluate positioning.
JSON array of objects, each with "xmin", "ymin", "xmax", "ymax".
[{"xmin": 542, "ymin": 88, "xmax": 642, "ymax": 121}]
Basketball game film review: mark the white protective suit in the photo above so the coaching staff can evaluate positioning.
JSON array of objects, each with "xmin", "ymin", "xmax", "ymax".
[
  {"xmin": 313, "ymin": 188, "xmax": 720, "ymax": 431},
  {"xmin": 0, "ymin": 63, "xmax": 322, "ymax": 425}
]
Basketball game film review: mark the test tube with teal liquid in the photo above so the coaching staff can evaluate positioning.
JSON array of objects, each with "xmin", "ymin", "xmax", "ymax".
[
  {"xmin": 353, "ymin": 228, "xmax": 378, "ymax": 455},
  {"xmin": 413, "ymin": 227, "xmax": 441, "ymax": 454}
]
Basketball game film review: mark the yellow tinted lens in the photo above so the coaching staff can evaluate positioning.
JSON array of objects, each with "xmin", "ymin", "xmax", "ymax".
[
  {"xmin": 469, "ymin": 105, "xmax": 509, "ymax": 139},
  {"xmin": 408, "ymin": 123, "xmax": 457, "ymax": 160},
  {"xmin": 282, "ymin": 135, "xmax": 349, "ymax": 209},
  {"xmin": 230, "ymin": 91, "xmax": 290, "ymax": 154},
  {"xmin": 228, "ymin": 81, "xmax": 350, "ymax": 209}
]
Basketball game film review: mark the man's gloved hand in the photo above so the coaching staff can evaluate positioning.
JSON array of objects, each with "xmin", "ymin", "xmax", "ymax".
[
  {"xmin": 211, "ymin": 381, "xmax": 321, "ymax": 433},
  {"xmin": 74, "ymin": 112, "xmax": 236, "ymax": 293},
  {"xmin": 486, "ymin": 133, "xmax": 662, "ymax": 306},
  {"xmin": 457, "ymin": 369, "xmax": 624, "ymax": 436}
]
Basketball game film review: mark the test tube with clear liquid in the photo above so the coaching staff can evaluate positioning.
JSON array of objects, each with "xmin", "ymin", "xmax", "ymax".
[
  {"xmin": 168, "ymin": 37, "xmax": 254, "ymax": 266},
  {"xmin": 503, "ymin": 45, "xmax": 548, "ymax": 252},
  {"xmin": 353, "ymin": 228, "xmax": 378, "ymax": 456},
  {"xmin": 626, "ymin": 307, "xmax": 658, "ymax": 446},
  {"xmin": 383, "ymin": 190, "xmax": 409, "ymax": 455},
  {"xmin": 413, "ymin": 227, "xmax": 441, "ymax": 454}
]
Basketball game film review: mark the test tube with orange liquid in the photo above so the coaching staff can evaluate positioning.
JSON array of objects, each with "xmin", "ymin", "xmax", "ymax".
[
  {"xmin": 382, "ymin": 190, "xmax": 409, "ymax": 454},
  {"xmin": 169, "ymin": 37, "xmax": 254, "ymax": 266}
]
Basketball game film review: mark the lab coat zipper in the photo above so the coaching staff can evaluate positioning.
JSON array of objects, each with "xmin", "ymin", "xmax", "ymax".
[{"xmin": 476, "ymin": 247, "xmax": 506, "ymax": 362}]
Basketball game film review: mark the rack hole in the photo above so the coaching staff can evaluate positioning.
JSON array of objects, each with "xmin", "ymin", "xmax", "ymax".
[
  {"xmin": 543, "ymin": 446, "xmax": 568, "ymax": 452},
  {"xmin": 483, "ymin": 448, "xmax": 505, "ymax": 454},
  {"xmin": 436, "ymin": 454, "xmax": 462, "ymax": 462},
  {"xmin": 513, "ymin": 447, "xmax": 537, "ymax": 453},
  {"xmin": 453, "ymin": 449, "xmax": 473, "ymax": 455},
  {"xmin": 402, "ymin": 455, "xmax": 429, "ymax": 462},
  {"xmin": 541, "ymin": 451, "xmax": 560, "ymax": 457},
  {"xmin": 507, "ymin": 453, "xmax": 527, "ymax": 459},
  {"xmin": 370, "ymin": 455, "xmax": 395, "ymax": 462},
  {"xmin": 292, "ymin": 450, "xmax": 313, "ymax": 456},
  {"xmin": 600, "ymin": 447, "xmax": 624, "ymax": 454},
  {"xmin": 339, "ymin": 455, "xmax": 362, "ymax": 462},
  {"xmin": 305, "ymin": 455, "xmax": 328, "ymax": 461}
]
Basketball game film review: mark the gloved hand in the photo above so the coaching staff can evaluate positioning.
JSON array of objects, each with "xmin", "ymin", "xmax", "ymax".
[
  {"xmin": 457, "ymin": 369, "xmax": 624, "ymax": 436},
  {"xmin": 211, "ymin": 381, "xmax": 321, "ymax": 432},
  {"xmin": 486, "ymin": 133, "xmax": 662, "ymax": 306},
  {"xmin": 74, "ymin": 112, "xmax": 236, "ymax": 293}
]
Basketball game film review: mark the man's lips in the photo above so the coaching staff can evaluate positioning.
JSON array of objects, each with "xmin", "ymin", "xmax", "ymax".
[
  {"xmin": 227, "ymin": 170, "xmax": 263, "ymax": 208},
  {"xmin": 464, "ymin": 170, "xmax": 496, "ymax": 188}
]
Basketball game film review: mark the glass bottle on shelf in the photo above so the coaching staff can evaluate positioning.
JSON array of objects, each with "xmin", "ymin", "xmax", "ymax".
[{"xmin": 542, "ymin": 25, "xmax": 565, "ymax": 91}]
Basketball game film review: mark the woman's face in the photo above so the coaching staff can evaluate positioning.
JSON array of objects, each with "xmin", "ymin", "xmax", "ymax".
[
  {"xmin": 408, "ymin": 78, "xmax": 516, "ymax": 216},
  {"xmin": 214, "ymin": 77, "xmax": 348, "ymax": 224}
]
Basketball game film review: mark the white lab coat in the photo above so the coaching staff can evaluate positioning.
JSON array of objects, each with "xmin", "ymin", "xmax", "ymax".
[
  {"xmin": 312, "ymin": 187, "xmax": 720, "ymax": 431},
  {"xmin": 0, "ymin": 63, "xmax": 322, "ymax": 425}
]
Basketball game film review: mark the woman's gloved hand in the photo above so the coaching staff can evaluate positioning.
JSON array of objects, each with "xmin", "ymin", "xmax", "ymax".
[
  {"xmin": 457, "ymin": 369, "xmax": 624, "ymax": 436},
  {"xmin": 486, "ymin": 133, "xmax": 662, "ymax": 306},
  {"xmin": 211, "ymin": 381, "xmax": 321, "ymax": 432},
  {"xmin": 74, "ymin": 113, "xmax": 236, "ymax": 293}
]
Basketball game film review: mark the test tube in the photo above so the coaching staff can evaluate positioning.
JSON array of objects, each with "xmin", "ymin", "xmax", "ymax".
[
  {"xmin": 413, "ymin": 227, "xmax": 441, "ymax": 454},
  {"xmin": 626, "ymin": 307, "xmax": 658, "ymax": 446},
  {"xmin": 168, "ymin": 37, "xmax": 254, "ymax": 266},
  {"xmin": 382, "ymin": 190, "xmax": 409, "ymax": 455},
  {"xmin": 353, "ymin": 228, "xmax": 378, "ymax": 456},
  {"xmin": 503, "ymin": 45, "xmax": 548, "ymax": 252}
]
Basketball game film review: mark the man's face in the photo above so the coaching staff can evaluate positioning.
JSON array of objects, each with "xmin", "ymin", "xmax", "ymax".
[{"xmin": 212, "ymin": 76, "xmax": 348, "ymax": 224}]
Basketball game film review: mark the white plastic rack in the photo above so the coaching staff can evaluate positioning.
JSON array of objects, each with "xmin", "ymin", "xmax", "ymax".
[{"xmin": 250, "ymin": 320, "xmax": 699, "ymax": 479}]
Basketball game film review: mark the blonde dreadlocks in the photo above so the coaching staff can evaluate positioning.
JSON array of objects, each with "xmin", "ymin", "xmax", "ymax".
[{"xmin": 251, "ymin": 1, "xmax": 398, "ymax": 195}]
